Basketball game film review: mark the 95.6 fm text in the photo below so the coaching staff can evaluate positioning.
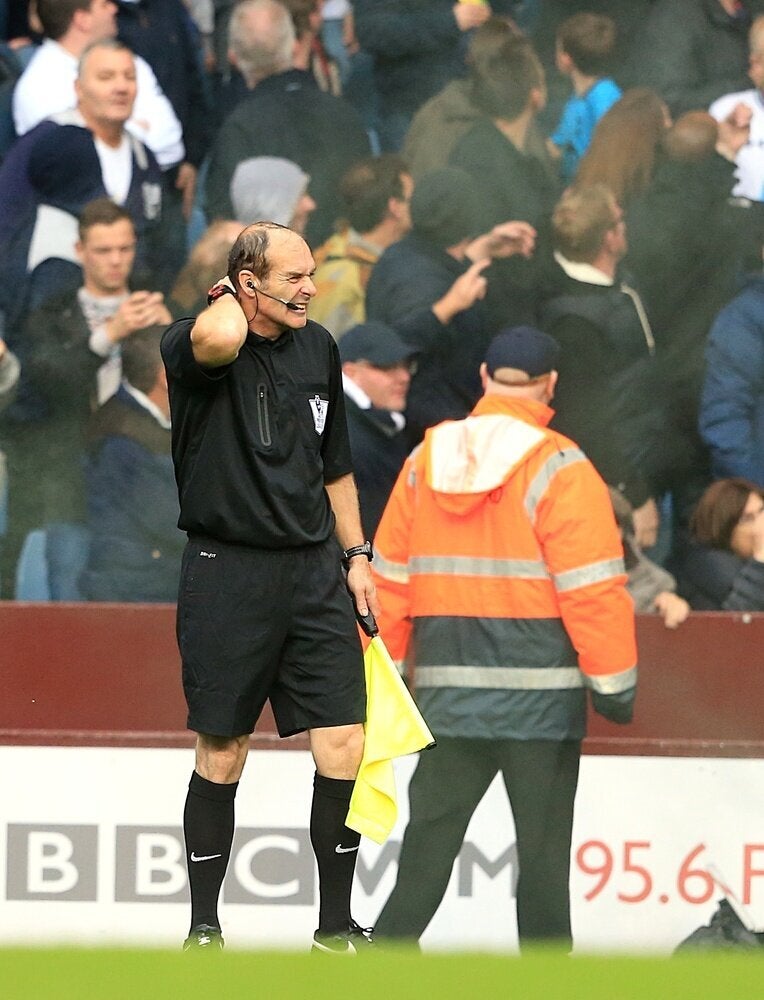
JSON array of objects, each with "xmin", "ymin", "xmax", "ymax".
[{"xmin": 574, "ymin": 840, "xmax": 764, "ymax": 905}]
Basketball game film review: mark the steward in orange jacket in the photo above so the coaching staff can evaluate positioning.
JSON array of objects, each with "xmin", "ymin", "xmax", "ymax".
[
  {"xmin": 373, "ymin": 325, "xmax": 637, "ymax": 949},
  {"xmin": 374, "ymin": 388, "xmax": 636, "ymax": 741}
]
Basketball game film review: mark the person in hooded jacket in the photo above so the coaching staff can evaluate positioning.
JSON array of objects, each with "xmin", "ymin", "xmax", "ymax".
[
  {"xmin": 371, "ymin": 325, "xmax": 636, "ymax": 951},
  {"xmin": 228, "ymin": 155, "xmax": 316, "ymax": 234}
]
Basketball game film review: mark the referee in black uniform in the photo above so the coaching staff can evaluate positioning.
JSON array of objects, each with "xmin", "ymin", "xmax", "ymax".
[{"xmin": 161, "ymin": 221, "xmax": 380, "ymax": 953}]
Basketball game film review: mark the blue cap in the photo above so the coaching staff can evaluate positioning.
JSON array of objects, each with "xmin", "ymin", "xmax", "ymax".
[
  {"xmin": 339, "ymin": 322, "xmax": 417, "ymax": 367},
  {"xmin": 484, "ymin": 326, "xmax": 560, "ymax": 379}
]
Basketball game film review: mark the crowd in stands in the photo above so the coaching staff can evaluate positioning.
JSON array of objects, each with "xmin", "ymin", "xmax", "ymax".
[{"xmin": 0, "ymin": 0, "xmax": 762, "ymax": 619}]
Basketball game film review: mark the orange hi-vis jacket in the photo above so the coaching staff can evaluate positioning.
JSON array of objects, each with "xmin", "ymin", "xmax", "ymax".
[{"xmin": 372, "ymin": 393, "xmax": 637, "ymax": 741}]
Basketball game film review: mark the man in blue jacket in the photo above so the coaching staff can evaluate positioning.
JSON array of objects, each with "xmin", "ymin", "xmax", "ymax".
[
  {"xmin": 700, "ymin": 271, "xmax": 764, "ymax": 487},
  {"xmin": 81, "ymin": 324, "xmax": 184, "ymax": 601}
]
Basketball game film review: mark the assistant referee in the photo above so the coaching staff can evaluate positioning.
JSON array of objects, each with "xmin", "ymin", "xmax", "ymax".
[{"xmin": 161, "ymin": 221, "xmax": 379, "ymax": 953}]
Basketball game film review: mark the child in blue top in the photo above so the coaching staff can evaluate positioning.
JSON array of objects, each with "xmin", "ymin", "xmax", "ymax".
[{"xmin": 548, "ymin": 13, "xmax": 621, "ymax": 183}]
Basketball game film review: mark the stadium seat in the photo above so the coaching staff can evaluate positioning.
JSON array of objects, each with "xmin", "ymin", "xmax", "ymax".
[
  {"xmin": 14, "ymin": 522, "xmax": 91, "ymax": 601},
  {"xmin": 46, "ymin": 521, "xmax": 90, "ymax": 600},
  {"xmin": 14, "ymin": 528, "xmax": 51, "ymax": 601}
]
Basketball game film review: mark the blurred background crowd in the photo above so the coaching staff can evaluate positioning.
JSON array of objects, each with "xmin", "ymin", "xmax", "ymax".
[{"xmin": 0, "ymin": 0, "xmax": 762, "ymax": 620}]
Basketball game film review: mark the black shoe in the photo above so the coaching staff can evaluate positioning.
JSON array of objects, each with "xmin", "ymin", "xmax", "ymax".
[
  {"xmin": 183, "ymin": 924, "xmax": 224, "ymax": 951},
  {"xmin": 312, "ymin": 918, "xmax": 374, "ymax": 955}
]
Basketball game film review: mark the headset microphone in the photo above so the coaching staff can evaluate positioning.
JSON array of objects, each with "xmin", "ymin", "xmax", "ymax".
[{"xmin": 248, "ymin": 282, "xmax": 302, "ymax": 312}]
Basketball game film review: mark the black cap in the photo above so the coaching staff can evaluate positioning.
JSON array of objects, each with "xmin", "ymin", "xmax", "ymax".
[
  {"xmin": 410, "ymin": 168, "xmax": 480, "ymax": 248},
  {"xmin": 484, "ymin": 326, "xmax": 561, "ymax": 379},
  {"xmin": 339, "ymin": 321, "xmax": 417, "ymax": 367}
]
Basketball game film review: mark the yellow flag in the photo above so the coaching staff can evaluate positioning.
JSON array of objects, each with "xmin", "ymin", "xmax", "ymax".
[{"xmin": 346, "ymin": 636, "xmax": 435, "ymax": 844}]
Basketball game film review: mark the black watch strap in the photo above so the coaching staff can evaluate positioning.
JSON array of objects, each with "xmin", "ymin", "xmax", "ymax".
[
  {"xmin": 207, "ymin": 283, "xmax": 236, "ymax": 306},
  {"xmin": 342, "ymin": 541, "xmax": 373, "ymax": 566}
]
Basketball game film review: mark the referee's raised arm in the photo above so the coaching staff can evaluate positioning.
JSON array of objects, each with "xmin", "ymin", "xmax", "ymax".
[{"xmin": 191, "ymin": 278, "xmax": 248, "ymax": 368}]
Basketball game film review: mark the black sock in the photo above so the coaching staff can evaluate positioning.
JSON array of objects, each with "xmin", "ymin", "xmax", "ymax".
[
  {"xmin": 183, "ymin": 770, "xmax": 238, "ymax": 932},
  {"xmin": 310, "ymin": 772, "xmax": 361, "ymax": 934}
]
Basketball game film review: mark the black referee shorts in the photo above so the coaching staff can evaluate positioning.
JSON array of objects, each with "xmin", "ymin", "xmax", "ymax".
[{"xmin": 177, "ymin": 535, "xmax": 366, "ymax": 738}]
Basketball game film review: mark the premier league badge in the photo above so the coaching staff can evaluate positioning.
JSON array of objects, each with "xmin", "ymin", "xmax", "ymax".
[{"xmin": 309, "ymin": 394, "xmax": 328, "ymax": 434}]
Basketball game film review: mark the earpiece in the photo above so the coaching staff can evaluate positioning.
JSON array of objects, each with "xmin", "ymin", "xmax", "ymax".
[{"xmin": 246, "ymin": 280, "xmax": 256, "ymax": 290}]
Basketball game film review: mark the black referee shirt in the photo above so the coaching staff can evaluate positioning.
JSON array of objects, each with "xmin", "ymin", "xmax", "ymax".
[{"xmin": 161, "ymin": 317, "xmax": 354, "ymax": 548}]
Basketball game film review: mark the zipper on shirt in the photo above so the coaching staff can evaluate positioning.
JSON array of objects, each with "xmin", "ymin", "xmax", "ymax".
[{"xmin": 256, "ymin": 383, "xmax": 272, "ymax": 446}]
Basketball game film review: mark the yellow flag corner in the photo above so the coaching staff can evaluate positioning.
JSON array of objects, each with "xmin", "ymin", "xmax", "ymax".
[{"xmin": 346, "ymin": 637, "xmax": 434, "ymax": 844}]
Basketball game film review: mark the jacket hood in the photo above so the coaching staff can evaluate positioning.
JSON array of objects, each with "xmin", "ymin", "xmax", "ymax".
[
  {"xmin": 428, "ymin": 79, "xmax": 479, "ymax": 124},
  {"xmin": 230, "ymin": 156, "xmax": 309, "ymax": 227},
  {"xmin": 423, "ymin": 395, "xmax": 554, "ymax": 515}
]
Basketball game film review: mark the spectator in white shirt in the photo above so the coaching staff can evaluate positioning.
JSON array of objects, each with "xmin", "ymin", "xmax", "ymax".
[
  {"xmin": 13, "ymin": 0, "xmax": 184, "ymax": 171},
  {"xmin": 710, "ymin": 14, "xmax": 764, "ymax": 201}
]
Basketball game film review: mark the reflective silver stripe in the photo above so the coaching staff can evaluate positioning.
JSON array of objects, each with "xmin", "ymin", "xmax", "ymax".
[
  {"xmin": 524, "ymin": 448, "xmax": 587, "ymax": 521},
  {"xmin": 409, "ymin": 555, "xmax": 550, "ymax": 579},
  {"xmin": 554, "ymin": 557, "xmax": 625, "ymax": 593},
  {"xmin": 374, "ymin": 551, "xmax": 409, "ymax": 584},
  {"xmin": 587, "ymin": 665, "xmax": 638, "ymax": 694},
  {"xmin": 416, "ymin": 665, "xmax": 584, "ymax": 690},
  {"xmin": 406, "ymin": 443, "xmax": 423, "ymax": 487}
]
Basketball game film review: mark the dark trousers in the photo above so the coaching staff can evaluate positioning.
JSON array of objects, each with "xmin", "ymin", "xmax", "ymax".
[{"xmin": 374, "ymin": 736, "xmax": 581, "ymax": 949}]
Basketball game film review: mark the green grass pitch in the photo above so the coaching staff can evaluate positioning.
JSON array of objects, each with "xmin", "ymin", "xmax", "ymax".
[{"xmin": 3, "ymin": 947, "xmax": 764, "ymax": 1000}]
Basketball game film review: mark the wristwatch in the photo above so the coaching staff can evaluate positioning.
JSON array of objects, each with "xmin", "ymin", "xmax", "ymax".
[
  {"xmin": 207, "ymin": 283, "xmax": 236, "ymax": 306},
  {"xmin": 342, "ymin": 540, "xmax": 373, "ymax": 568}
]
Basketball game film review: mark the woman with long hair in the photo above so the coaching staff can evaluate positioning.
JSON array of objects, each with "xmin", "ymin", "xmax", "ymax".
[{"xmin": 575, "ymin": 87, "xmax": 670, "ymax": 205}]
